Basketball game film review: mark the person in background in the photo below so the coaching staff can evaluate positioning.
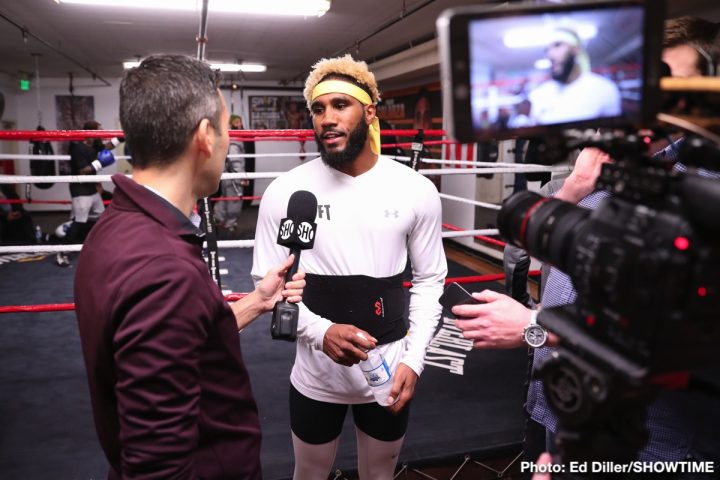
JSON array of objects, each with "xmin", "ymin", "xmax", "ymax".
[
  {"xmin": 56, "ymin": 120, "xmax": 116, "ymax": 267},
  {"xmin": 214, "ymin": 114, "xmax": 251, "ymax": 236}
]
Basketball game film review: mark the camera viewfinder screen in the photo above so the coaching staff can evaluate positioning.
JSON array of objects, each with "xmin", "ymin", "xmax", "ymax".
[{"xmin": 469, "ymin": 6, "xmax": 644, "ymax": 135}]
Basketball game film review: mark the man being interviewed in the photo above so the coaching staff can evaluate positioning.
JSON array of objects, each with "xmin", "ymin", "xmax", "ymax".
[{"xmin": 251, "ymin": 55, "xmax": 447, "ymax": 480}]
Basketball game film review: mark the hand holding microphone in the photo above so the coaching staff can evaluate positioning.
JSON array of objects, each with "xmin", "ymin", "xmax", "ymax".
[{"xmin": 271, "ymin": 190, "xmax": 318, "ymax": 341}]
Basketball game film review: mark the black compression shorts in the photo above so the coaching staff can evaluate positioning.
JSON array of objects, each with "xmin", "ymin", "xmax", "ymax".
[{"xmin": 289, "ymin": 385, "xmax": 410, "ymax": 444}]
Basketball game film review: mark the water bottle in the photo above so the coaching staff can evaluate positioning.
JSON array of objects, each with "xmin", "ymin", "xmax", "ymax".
[
  {"xmin": 359, "ymin": 347, "xmax": 395, "ymax": 406},
  {"xmin": 34, "ymin": 225, "xmax": 42, "ymax": 244}
]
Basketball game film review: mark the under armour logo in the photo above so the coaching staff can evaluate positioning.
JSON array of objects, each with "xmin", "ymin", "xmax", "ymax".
[{"xmin": 384, "ymin": 209, "xmax": 399, "ymax": 218}]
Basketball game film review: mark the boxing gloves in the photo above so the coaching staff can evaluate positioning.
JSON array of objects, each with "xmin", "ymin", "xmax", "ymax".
[{"xmin": 91, "ymin": 149, "xmax": 116, "ymax": 172}]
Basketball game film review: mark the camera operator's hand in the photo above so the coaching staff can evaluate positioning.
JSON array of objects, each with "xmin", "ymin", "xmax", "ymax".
[
  {"xmin": 453, "ymin": 290, "xmax": 534, "ymax": 349},
  {"xmin": 555, "ymin": 147, "xmax": 612, "ymax": 204}
]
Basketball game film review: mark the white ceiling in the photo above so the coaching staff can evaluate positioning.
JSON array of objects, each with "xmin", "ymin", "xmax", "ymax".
[{"xmin": 0, "ymin": 0, "xmax": 718, "ymax": 87}]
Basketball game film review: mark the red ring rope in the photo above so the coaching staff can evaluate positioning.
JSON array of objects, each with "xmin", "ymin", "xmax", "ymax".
[
  {"xmin": 0, "ymin": 128, "xmax": 448, "ymax": 142},
  {"xmin": 1, "ymin": 273, "xmax": 541, "ymax": 314},
  {"xmin": 0, "ymin": 293, "xmax": 249, "ymax": 314}
]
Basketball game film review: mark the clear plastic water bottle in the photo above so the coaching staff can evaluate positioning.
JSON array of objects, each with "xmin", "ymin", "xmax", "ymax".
[
  {"xmin": 34, "ymin": 225, "xmax": 42, "ymax": 244},
  {"xmin": 359, "ymin": 348, "xmax": 395, "ymax": 406}
]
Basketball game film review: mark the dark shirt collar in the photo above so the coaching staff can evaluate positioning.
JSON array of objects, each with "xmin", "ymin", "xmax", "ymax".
[{"xmin": 110, "ymin": 174, "xmax": 205, "ymax": 243}]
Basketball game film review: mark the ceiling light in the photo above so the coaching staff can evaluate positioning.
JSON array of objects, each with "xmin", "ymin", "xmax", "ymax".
[
  {"xmin": 503, "ymin": 23, "xmax": 598, "ymax": 49},
  {"xmin": 56, "ymin": 0, "xmax": 331, "ymax": 17},
  {"xmin": 123, "ymin": 61, "xmax": 267, "ymax": 72},
  {"xmin": 534, "ymin": 58, "xmax": 552, "ymax": 70}
]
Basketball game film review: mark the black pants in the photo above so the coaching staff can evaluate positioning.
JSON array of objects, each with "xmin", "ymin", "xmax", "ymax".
[{"xmin": 289, "ymin": 385, "xmax": 410, "ymax": 444}]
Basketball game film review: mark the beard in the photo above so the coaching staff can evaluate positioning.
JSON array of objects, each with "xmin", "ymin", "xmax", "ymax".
[
  {"xmin": 551, "ymin": 53, "xmax": 576, "ymax": 83},
  {"xmin": 316, "ymin": 120, "xmax": 369, "ymax": 170}
]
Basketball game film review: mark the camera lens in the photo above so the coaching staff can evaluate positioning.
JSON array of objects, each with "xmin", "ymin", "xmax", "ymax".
[
  {"xmin": 498, "ymin": 191, "xmax": 590, "ymax": 272},
  {"xmin": 497, "ymin": 191, "xmax": 544, "ymax": 246}
]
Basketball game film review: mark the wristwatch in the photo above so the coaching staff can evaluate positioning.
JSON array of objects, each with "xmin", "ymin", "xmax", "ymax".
[{"xmin": 523, "ymin": 309, "xmax": 547, "ymax": 348}]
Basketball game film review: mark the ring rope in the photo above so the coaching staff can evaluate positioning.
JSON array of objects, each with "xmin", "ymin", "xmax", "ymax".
[
  {"xmin": 0, "ymin": 154, "xmax": 132, "ymax": 161},
  {"xmin": 0, "ymin": 271, "xmax": 544, "ymax": 315},
  {"xmin": 439, "ymin": 193, "xmax": 502, "ymax": 210},
  {"xmin": 1, "ymin": 165, "xmax": 566, "ymax": 185},
  {"xmin": 417, "ymin": 167, "xmax": 567, "ymax": 176},
  {"xmin": 381, "ymin": 140, "xmax": 457, "ymax": 148},
  {"xmin": 0, "ymin": 172, "xmax": 287, "ymax": 184},
  {"xmin": 443, "ymin": 222, "xmax": 506, "ymax": 248},
  {"xmin": 419, "ymin": 158, "xmax": 573, "ymax": 172},
  {"xmin": 0, "ymin": 227, "xmax": 501, "ymax": 254},
  {"xmin": 442, "ymin": 228, "xmax": 500, "ymax": 238},
  {"xmin": 0, "ymin": 196, "xmax": 261, "ymax": 206},
  {"xmin": 0, "ymin": 152, "xmax": 573, "ymax": 176},
  {"xmin": 0, "ymin": 128, "xmax": 448, "ymax": 142}
]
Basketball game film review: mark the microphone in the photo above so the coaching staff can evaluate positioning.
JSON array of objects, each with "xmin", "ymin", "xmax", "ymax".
[{"xmin": 271, "ymin": 190, "xmax": 318, "ymax": 341}]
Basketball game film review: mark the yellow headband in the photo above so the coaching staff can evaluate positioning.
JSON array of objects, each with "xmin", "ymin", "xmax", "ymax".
[
  {"xmin": 547, "ymin": 31, "xmax": 591, "ymax": 74},
  {"xmin": 311, "ymin": 79, "xmax": 380, "ymax": 155},
  {"xmin": 549, "ymin": 30, "xmax": 581, "ymax": 47}
]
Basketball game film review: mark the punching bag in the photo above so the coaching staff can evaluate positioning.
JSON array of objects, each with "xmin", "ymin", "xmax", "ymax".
[{"xmin": 30, "ymin": 126, "xmax": 57, "ymax": 189}]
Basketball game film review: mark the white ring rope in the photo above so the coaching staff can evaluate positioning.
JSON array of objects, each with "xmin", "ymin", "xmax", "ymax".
[
  {"xmin": 226, "ymin": 152, "xmax": 316, "ymax": 159},
  {"xmin": 439, "ymin": 193, "xmax": 502, "ymax": 210},
  {"xmin": 0, "ymin": 229, "xmax": 501, "ymax": 255},
  {"xmin": 1, "ymin": 151, "xmax": 572, "ymax": 174},
  {"xmin": 442, "ymin": 229, "xmax": 500, "ymax": 238},
  {"xmin": 1, "ymin": 165, "xmax": 567, "ymax": 185},
  {"xmin": 0, "ymin": 172, "xmax": 288, "ymax": 184},
  {"xmin": 411, "ymin": 157, "xmax": 572, "ymax": 171},
  {"xmin": 418, "ymin": 167, "xmax": 570, "ymax": 176},
  {"xmin": 0, "ymin": 153, "xmax": 133, "ymax": 161},
  {"xmin": 390, "ymin": 155, "xmax": 572, "ymax": 172}
]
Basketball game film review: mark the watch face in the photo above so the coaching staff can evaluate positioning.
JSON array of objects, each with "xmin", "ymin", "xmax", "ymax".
[{"xmin": 524, "ymin": 324, "xmax": 547, "ymax": 348}]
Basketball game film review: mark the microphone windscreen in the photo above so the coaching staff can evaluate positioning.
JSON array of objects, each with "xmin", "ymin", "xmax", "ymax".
[{"xmin": 287, "ymin": 190, "xmax": 318, "ymax": 221}]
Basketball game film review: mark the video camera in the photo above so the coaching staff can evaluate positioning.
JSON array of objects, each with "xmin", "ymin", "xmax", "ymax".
[{"xmin": 439, "ymin": 0, "xmax": 720, "ymax": 471}]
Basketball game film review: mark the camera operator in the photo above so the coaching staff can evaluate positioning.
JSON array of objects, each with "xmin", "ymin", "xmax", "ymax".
[{"xmin": 452, "ymin": 16, "xmax": 720, "ymax": 476}]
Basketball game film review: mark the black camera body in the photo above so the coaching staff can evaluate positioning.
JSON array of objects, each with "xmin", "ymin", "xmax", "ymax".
[
  {"xmin": 500, "ymin": 152, "xmax": 720, "ymax": 374},
  {"xmin": 497, "ymin": 138, "xmax": 720, "ymax": 463}
]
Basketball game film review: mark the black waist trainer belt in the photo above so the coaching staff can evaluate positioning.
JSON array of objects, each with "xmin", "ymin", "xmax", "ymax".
[{"xmin": 303, "ymin": 272, "xmax": 407, "ymax": 345}]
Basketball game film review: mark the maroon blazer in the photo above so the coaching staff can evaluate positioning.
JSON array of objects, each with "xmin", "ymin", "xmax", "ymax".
[{"xmin": 75, "ymin": 174, "xmax": 261, "ymax": 479}]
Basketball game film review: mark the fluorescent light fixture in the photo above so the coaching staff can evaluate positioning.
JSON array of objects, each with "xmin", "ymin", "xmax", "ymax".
[
  {"xmin": 534, "ymin": 58, "xmax": 552, "ymax": 70},
  {"xmin": 123, "ymin": 61, "xmax": 267, "ymax": 72},
  {"xmin": 503, "ymin": 23, "xmax": 598, "ymax": 49},
  {"xmin": 56, "ymin": 0, "xmax": 331, "ymax": 17},
  {"xmin": 213, "ymin": 63, "xmax": 267, "ymax": 73}
]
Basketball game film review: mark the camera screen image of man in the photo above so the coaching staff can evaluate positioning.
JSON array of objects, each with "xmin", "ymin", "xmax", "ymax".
[
  {"xmin": 528, "ymin": 27, "xmax": 622, "ymax": 125},
  {"xmin": 73, "ymin": 54, "xmax": 306, "ymax": 480},
  {"xmin": 251, "ymin": 54, "xmax": 447, "ymax": 480}
]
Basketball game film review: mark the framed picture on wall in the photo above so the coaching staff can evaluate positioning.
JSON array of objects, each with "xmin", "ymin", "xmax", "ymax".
[
  {"xmin": 377, "ymin": 84, "xmax": 443, "ymax": 190},
  {"xmin": 248, "ymin": 95, "xmax": 309, "ymax": 130}
]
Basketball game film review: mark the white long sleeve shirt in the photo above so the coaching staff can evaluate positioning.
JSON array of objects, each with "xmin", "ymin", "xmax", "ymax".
[{"xmin": 252, "ymin": 156, "xmax": 447, "ymax": 403}]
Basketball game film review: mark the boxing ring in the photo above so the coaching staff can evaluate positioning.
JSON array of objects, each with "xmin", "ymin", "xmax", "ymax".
[{"xmin": 0, "ymin": 128, "xmax": 570, "ymax": 479}]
